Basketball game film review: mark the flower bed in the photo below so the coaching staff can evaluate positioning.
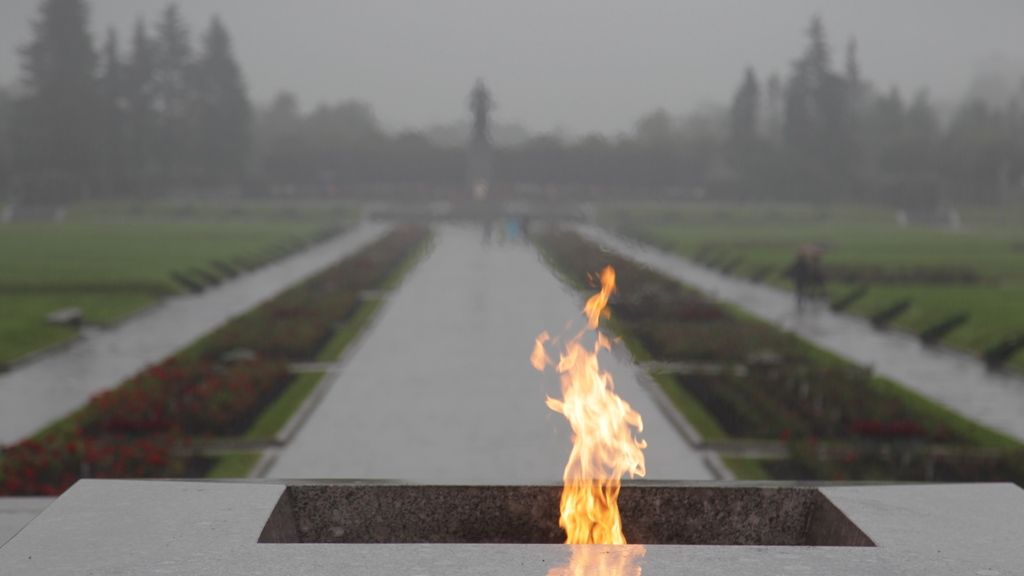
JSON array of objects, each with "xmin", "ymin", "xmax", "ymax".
[
  {"xmin": 0, "ymin": 226, "xmax": 430, "ymax": 495},
  {"xmin": 0, "ymin": 434, "xmax": 183, "ymax": 496},
  {"xmin": 537, "ymin": 229, "xmax": 1023, "ymax": 484},
  {"xmin": 83, "ymin": 358, "xmax": 289, "ymax": 437}
]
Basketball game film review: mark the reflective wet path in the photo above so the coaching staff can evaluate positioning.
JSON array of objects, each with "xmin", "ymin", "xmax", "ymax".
[
  {"xmin": 582, "ymin": 226, "xmax": 1024, "ymax": 443},
  {"xmin": 0, "ymin": 224, "xmax": 388, "ymax": 444},
  {"xmin": 268, "ymin": 225, "xmax": 713, "ymax": 482}
]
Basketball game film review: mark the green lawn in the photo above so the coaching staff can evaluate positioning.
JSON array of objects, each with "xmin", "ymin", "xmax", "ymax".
[
  {"xmin": 721, "ymin": 458, "xmax": 771, "ymax": 480},
  {"xmin": 0, "ymin": 198, "xmax": 356, "ymax": 367},
  {"xmin": 206, "ymin": 453, "xmax": 262, "ymax": 479},
  {"xmin": 0, "ymin": 292, "xmax": 155, "ymax": 364},
  {"xmin": 600, "ymin": 202, "xmax": 1024, "ymax": 371},
  {"xmin": 843, "ymin": 284, "xmax": 1024, "ymax": 354}
]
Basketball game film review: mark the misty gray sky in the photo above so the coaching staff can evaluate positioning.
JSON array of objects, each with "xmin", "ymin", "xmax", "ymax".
[{"xmin": 1, "ymin": 0, "xmax": 1023, "ymax": 134}]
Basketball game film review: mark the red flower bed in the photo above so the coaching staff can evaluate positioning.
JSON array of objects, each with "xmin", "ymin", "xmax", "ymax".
[
  {"xmin": 181, "ymin": 361, "xmax": 288, "ymax": 434},
  {"xmin": 538, "ymin": 230, "xmax": 955, "ymax": 442},
  {"xmin": 849, "ymin": 419, "xmax": 928, "ymax": 439},
  {"xmin": 0, "ymin": 433, "xmax": 179, "ymax": 496},
  {"xmin": 197, "ymin": 227, "xmax": 425, "ymax": 362},
  {"xmin": 200, "ymin": 296, "xmax": 353, "ymax": 361},
  {"xmin": 84, "ymin": 358, "xmax": 288, "ymax": 437},
  {"xmin": 0, "ymin": 227, "xmax": 429, "ymax": 496}
]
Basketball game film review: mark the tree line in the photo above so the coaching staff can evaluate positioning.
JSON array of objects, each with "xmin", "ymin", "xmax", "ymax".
[
  {"xmin": 0, "ymin": 4, "xmax": 1021, "ymax": 205},
  {"xmin": 205, "ymin": 15, "xmax": 1024, "ymax": 205},
  {"xmin": 0, "ymin": 0, "xmax": 250, "ymax": 199},
  {"xmin": 723, "ymin": 16, "xmax": 1024, "ymax": 205}
]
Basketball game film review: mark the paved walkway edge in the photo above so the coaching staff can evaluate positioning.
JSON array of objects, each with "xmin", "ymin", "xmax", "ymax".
[{"xmin": 252, "ymin": 236, "xmax": 435, "ymax": 478}]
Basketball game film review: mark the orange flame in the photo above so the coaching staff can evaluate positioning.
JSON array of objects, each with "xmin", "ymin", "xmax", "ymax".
[
  {"xmin": 533, "ymin": 265, "xmax": 647, "ymax": 545},
  {"xmin": 583, "ymin": 266, "xmax": 616, "ymax": 329},
  {"xmin": 531, "ymin": 331, "xmax": 552, "ymax": 371}
]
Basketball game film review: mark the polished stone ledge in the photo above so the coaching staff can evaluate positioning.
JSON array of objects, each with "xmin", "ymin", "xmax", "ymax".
[
  {"xmin": 0, "ymin": 498, "xmax": 53, "ymax": 548},
  {"xmin": 1, "ymin": 480, "xmax": 1021, "ymax": 575}
]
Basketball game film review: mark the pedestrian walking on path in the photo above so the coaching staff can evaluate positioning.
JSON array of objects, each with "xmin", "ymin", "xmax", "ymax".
[{"xmin": 787, "ymin": 244, "xmax": 826, "ymax": 310}]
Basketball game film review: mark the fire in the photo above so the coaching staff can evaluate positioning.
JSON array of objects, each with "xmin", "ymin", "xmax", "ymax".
[
  {"xmin": 583, "ymin": 266, "xmax": 616, "ymax": 329},
  {"xmin": 531, "ymin": 331, "xmax": 551, "ymax": 371},
  {"xmin": 532, "ymin": 265, "xmax": 647, "ymax": 545}
]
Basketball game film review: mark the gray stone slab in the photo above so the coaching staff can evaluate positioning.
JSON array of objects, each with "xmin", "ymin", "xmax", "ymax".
[
  {"xmin": 0, "ymin": 498, "xmax": 53, "ymax": 548},
  {"xmin": 2, "ymin": 479, "xmax": 1022, "ymax": 575},
  {"xmin": 0, "ymin": 223, "xmax": 388, "ymax": 444},
  {"xmin": 582, "ymin": 225, "xmax": 1024, "ymax": 443},
  {"xmin": 267, "ymin": 225, "xmax": 713, "ymax": 482}
]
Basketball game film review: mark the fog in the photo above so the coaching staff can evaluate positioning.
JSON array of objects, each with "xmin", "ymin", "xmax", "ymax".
[
  {"xmin": 1, "ymin": 0, "xmax": 1023, "ymax": 133},
  {"xmin": 4, "ymin": 0, "xmax": 1024, "ymax": 555}
]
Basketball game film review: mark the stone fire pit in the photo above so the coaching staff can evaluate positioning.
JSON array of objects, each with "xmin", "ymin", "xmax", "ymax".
[{"xmin": 1, "ymin": 480, "xmax": 1021, "ymax": 574}]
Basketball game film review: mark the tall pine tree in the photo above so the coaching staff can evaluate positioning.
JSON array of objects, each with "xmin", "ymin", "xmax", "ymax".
[
  {"xmin": 16, "ymin": 0, "xmax": 99, "ymax": 198},
  {"xmin": 783, "ymin": 16, "xmax": 855, "ymax": 198},
  {"xmin": 124, "ymin": 19, "xmax": 159, "ymax": 193},
  {"xmin": 193, "ymin": 16, "xmax": 252, "ymax": 187},
  {"xmin": 729, "ymin": 67, "xmax": 761, "ymax": 165},
  {"xmin": 762, "ymin": 73, "xmax": 784, "ymax": 144},
  {"xmin": 0, "ymin": 89, "xmax": 13, "ymax": 193},
  {"xmin": 153, "ymin": 3, "xmax": 194, "ymax": 186},
  {"xmin": 98, "ymin": 28, "xmax": 126, "ymax": 193}
]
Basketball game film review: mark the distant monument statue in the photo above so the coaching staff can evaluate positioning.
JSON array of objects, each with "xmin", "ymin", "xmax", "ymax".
[{"xmin": 467, "ymin": 79, "xmax": 493, "ymax": 200}]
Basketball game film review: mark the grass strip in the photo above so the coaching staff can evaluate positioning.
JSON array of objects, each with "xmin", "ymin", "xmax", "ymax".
[
  {"xmin": 721, "ymin": 457, "xmax": 772, "ymax": 480},
  {"xmin": 206, "ymin": 453, "xmax": 262, "ymax": 479},
  {"xmin": 316, "ymin": 299, "xmax": 383, "ymax": 362},
  {"xmin": 243, "ymin": 372, "xmax": 324, "ymax": 441}
]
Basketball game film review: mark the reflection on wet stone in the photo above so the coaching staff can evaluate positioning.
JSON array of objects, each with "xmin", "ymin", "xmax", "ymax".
[{"xmin": 547, "ymin": 545, "xmax": 646, "ymax": 576}]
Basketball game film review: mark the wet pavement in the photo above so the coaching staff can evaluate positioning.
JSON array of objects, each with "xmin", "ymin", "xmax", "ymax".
[
  {"xmin": 268, "ymin": 225, "xmax": 713, "ymax": 482},
  {"xmin": 0, "ymin": 224, "xmax": 388, "ymax": 445},
  {"xmin": 582, "ymin": 226, "xmax": 1024, "ymax": 443}
]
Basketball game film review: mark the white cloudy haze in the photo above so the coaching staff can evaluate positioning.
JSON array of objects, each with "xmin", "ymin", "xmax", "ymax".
[{"xmin": 1, "ymin": 0, "xmax": 1022, "ymax": 134}]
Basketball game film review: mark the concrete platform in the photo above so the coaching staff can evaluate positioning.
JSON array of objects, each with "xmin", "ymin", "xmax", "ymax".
[
  {"xmin": 2, "ymin": 479, "xmax": 1021, "ymax": 575},
  {"xmin": 0, "ymin": 498, "xmax": 52, "ymax": 548}
]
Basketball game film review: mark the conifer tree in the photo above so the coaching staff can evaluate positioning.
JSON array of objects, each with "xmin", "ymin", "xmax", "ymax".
[
  {"xmin": 16, "ymin": 0, "xmax": 99, "ymax": 196},
  {"xmin": 729, "ymin": 67, "xmax": 761, "ymax": 163},
  {"xmin": 98, "ymin": 28, "xmax": 126, "ymax": 192},
  {"xmin": 153, "ymin": 3, "xmax": 194, "ymax": 185},
  {"xmin": 124, "ymin": 19, "xmax": 159, "ymax": 193},
  {"xmin": 193, "ymin": 16, "xmax": 252, "ymax": 186}
]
